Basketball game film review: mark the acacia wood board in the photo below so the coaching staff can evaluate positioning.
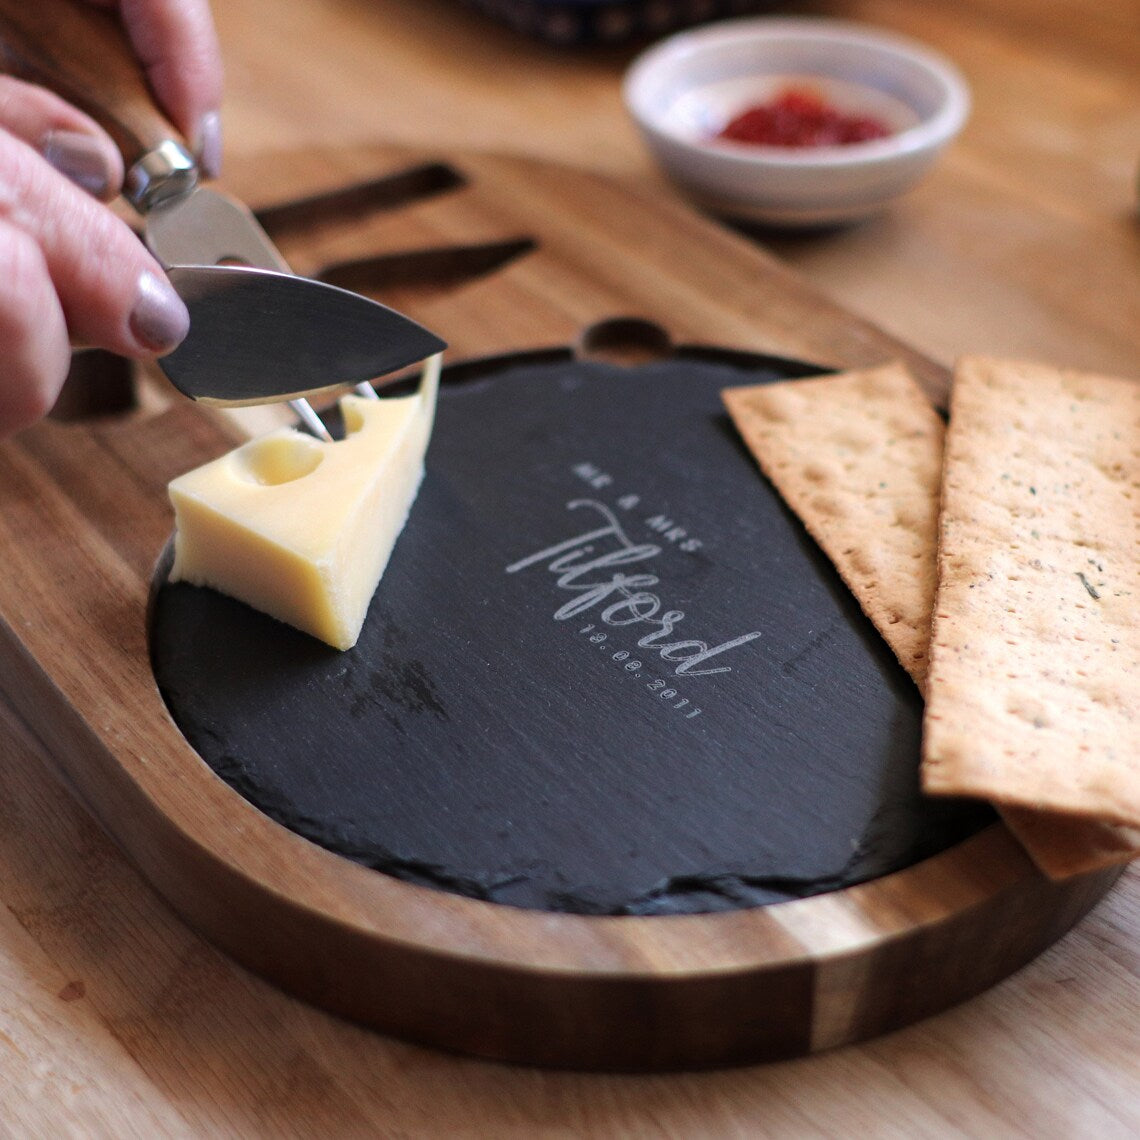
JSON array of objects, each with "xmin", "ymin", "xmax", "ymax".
[{"xmin": 0, "ymin": 144, "xmax": 1120, "ymax": 1070}]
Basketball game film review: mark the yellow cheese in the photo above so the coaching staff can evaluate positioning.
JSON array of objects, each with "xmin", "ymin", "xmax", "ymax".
[{"xmin": 167, "ymin": 354, "xmax": 442, "ymax": 650}]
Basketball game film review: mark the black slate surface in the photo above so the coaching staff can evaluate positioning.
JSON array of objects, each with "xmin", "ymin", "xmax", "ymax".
[{"xmin": 150, "ymin": 351, "xmax": 992, "ymax": 915}]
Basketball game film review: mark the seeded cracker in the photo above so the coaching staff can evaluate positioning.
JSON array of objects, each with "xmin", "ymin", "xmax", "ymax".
[
  {"xmin": 723, "ymin": 360, "xmax": 1140, "ymax": 876},
  {"xmin": 722, "ymin": 363, "xmax": 942, "ymax": 686},
  {"xmin": 924, "ymin": 357, "xmax": 1140, "ymax": 828}
]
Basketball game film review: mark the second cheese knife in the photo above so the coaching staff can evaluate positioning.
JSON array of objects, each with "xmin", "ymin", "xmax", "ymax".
[{"xmin": 0, "ymin": 0, "xmax": 446, "ymax": 419}]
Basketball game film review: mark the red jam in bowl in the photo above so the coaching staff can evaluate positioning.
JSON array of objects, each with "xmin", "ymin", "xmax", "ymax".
[{"xmin": 716, "ymin": 87, "xmax": 893, "ymax": 148}]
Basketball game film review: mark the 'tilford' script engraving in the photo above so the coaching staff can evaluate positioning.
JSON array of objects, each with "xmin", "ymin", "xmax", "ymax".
[{"xmin": 506, "ymin": 499, "xmax": 761, "ymax": 677}]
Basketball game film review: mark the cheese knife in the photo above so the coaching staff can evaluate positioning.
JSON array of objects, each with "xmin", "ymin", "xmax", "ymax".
[{"xmin": 0, "ymin": 0, "xmax": 446, "ymax": 431}]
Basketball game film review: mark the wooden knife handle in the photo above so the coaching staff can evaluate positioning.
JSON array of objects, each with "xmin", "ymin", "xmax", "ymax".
[{"xmin": 0, "ymin": 0, "xmax": 183, "ymax": 166}]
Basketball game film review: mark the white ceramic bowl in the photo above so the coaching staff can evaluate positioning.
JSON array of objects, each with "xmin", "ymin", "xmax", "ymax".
[{"xmin": 623, "ymin": 17, "xmax": 971, "ymax": 226}]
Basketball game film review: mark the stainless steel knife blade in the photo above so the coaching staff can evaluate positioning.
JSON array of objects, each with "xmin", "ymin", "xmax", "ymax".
[
  {"xmin": 135, "ymin": 165, "xmax": 445, "ymax": 415},
  {"xmin": 160, "ymin": 264, "xmax": 446, "ymax": 408},
  {"xmin": 129, "ymin": 148, "xmax": 447, "ymax": 421},
  {"xmin": 140, "ymin": 167, "xmax": 445, "ymax": 408}
]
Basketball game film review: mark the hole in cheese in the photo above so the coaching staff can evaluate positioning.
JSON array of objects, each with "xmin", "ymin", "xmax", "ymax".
[{"xmin": 237, "ymin": 435, "xmax": 325, "ymax": 486}]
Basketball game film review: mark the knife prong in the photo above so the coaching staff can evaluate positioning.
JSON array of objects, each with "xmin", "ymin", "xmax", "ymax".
[
  {"xmin": 291, "ymin": 385, "xmax": 375, "ymax": 440},
  {"xmin": 290, "ymin": 398, "xmax": 333, "ymax": 441}
]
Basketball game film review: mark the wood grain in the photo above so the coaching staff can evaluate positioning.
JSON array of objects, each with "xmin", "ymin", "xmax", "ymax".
[
  {"xmin": 0, "ymin": 142, "xmax": 1121, "ymax": 1073},
  {"xmin": 1, "ymin": 701, "xmax": 1137, "ymax": 1134}
]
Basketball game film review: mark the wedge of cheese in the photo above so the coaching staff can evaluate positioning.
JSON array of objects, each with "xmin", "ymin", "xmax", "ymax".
[{"xmin": 167, "ymin": 353, "xmax": 442, "ymax": 650}]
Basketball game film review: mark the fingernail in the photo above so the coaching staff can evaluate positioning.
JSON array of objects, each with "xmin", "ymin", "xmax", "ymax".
[
  {"xmin": 40, "ymin": 130, "xmax": 115, "ymax": 198},
  {"xmin": 195, "ymin": 111, "xmax": 223, "ymax": 179},
  {"xmin": 130, "ymin": 271, "xmax": 190, "ymax": 355}
]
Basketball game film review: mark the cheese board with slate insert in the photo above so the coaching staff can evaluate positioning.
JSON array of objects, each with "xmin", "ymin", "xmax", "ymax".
[{"xmin": 0, "ymin": 144, "xmax": 1119, "ymax": 1070}]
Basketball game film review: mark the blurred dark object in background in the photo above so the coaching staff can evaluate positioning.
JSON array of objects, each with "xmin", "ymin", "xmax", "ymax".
[{"xmin": 460, "ymin": 0, "xmax": 779, "ymax": 45}]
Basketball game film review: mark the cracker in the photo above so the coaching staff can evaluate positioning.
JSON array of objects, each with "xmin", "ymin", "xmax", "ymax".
[
  {"xmin": 1001, "ymin": 807, "xmax": 1140, "ymax": 878},
  {"xmin": 723, "ymin": 360, "xmax": 1140, "ymax": 876},
  {"xmin": 722, "ymin": 363, "xmax": 943, "ymax": 686},
  {"xmin": 923, "ymin": 356, "xmax": 1140, "ymax": 828}
]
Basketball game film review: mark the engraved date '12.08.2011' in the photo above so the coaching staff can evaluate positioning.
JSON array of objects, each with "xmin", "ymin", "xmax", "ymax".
[{"xmin": 504, "ymin": 462, "xmax": 764, "ymax": 722}]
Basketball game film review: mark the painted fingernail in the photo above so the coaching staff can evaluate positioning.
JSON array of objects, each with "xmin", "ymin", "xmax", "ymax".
[
  {"xmin": 40, "ymin": 130, "xmax": 115, "ymax": 198},
  {"xmin": 195, "ymin": 111, "xmax": 223, "ymax": 179},
  {"xmin": 130, "ymin": 271, "xmax": 190, "ymax": 355}
]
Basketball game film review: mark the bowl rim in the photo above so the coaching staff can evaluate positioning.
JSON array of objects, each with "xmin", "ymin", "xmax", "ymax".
[{"xmin": 623, "ymin": 16, "xmax": 972, "ymax": 170}]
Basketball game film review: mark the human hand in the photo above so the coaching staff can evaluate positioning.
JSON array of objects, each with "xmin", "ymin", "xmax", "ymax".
[
  {"xmin": 91, "ymin": 0, "xmax": 224, "ymax": 177},
  {"xmin": 0, "ymin": 0, "xmax": 222, "ymax": 438}
]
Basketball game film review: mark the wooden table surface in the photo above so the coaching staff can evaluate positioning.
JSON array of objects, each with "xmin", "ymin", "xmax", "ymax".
[{"xmin": 2, "ymin": 0, "xmax": 1138, "ymax": 1134}]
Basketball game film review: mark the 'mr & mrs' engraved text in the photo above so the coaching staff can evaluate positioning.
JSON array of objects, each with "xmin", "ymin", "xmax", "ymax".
[{"xmin": 506, "ymin": 499, "xmax": 761, "ymax": 678}]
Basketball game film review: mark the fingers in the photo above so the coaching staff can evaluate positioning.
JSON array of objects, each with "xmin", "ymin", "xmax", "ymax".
[
  {"xmin": 0, "ymin": 2, "xmax": 218, "ymax": 435},
  {"xmin": 100, "ymin": 0, "xmax": 225, "ymax": 176},
  {"xmin": 0, "ymin": 220, "xmax": 71, "ymax": 436},
  {"xmin": 0, "ymin": 130, "xmax": 188, "ymax": 434},
  {"xmin": 0, "ymin": 75, "xmax": 123, "ymax": 201}
]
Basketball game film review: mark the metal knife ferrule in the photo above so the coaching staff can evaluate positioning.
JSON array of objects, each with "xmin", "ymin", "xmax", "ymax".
[{"xmin": 125, "ymin": 139, "xmax": 198, "ymax": 213}]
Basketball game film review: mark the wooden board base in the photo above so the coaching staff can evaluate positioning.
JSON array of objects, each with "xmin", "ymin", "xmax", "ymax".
[{"xmin": 0, "ymin": 145, "xmax": 1121, "ymax": 1069}]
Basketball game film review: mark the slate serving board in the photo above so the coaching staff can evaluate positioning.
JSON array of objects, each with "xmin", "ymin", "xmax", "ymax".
[{"xmin": 151, "ymin": 350, "xmax": 991, "ymax": 916}]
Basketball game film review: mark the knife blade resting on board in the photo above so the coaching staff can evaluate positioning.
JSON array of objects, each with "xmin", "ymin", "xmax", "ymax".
[{"xmin": 0, "ymin": 0, "xmax": 446, "ymax": 436}]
